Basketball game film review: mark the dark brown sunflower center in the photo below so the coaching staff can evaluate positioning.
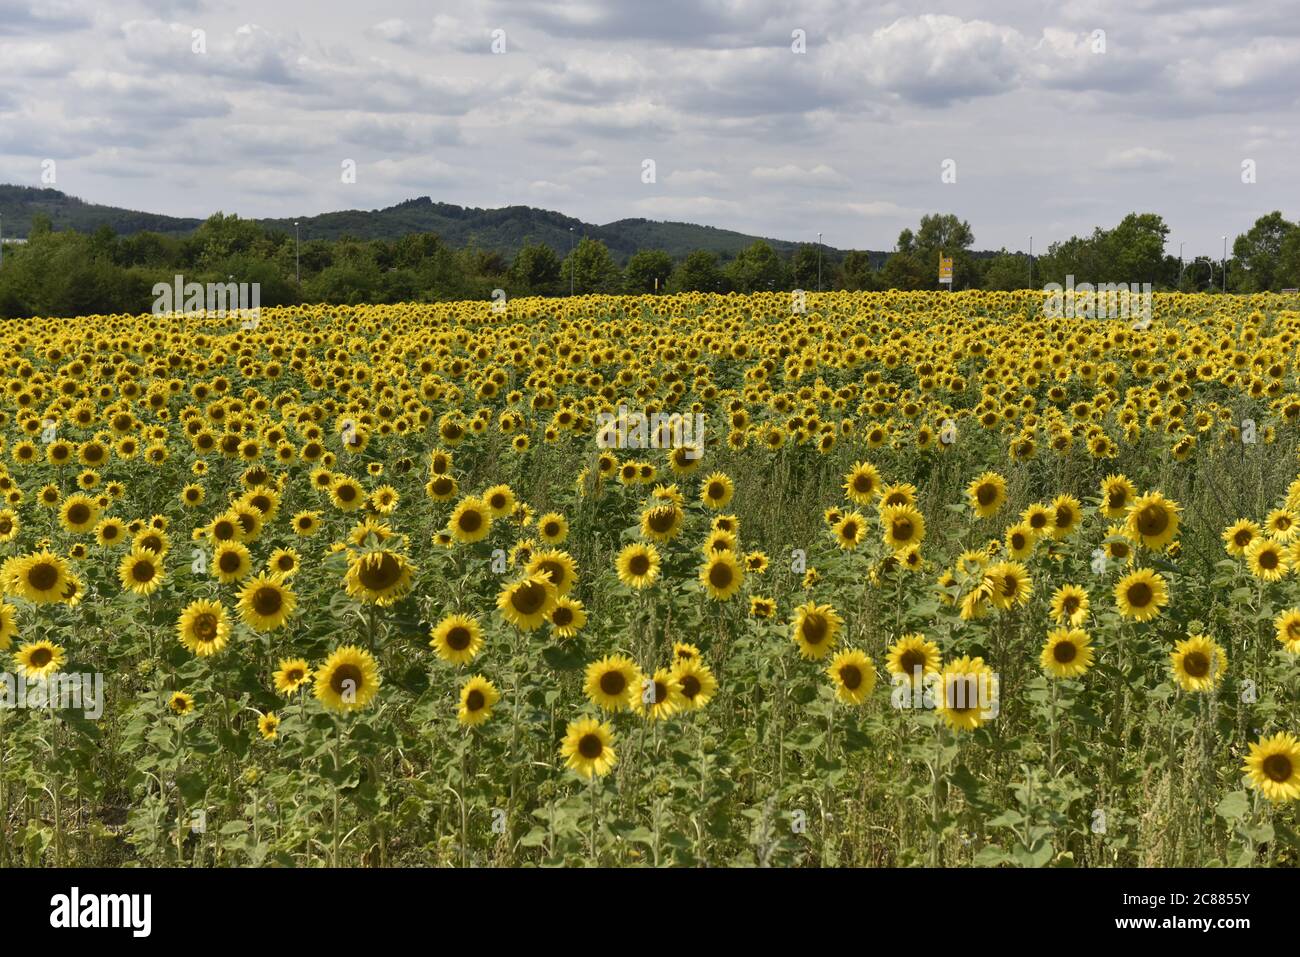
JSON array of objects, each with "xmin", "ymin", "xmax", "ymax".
[
  {"xmin": 841, "ymin": 521, "xmax": 859, "ymax": 539},
  {"xmin": 466, "ymin": 689, "xmax": 486, "ymax": 711},
  {"xmin": 358, "ymin": 553, "xmax": 402, "ymax": 590},
  {"xmin": 1262, "ymin": 754, "xmax": 1293, "ymax": 783},
  {"xmin": 1053, "ymin": 641, "xmax": 1077, "ymax": 664},
  {"xmin": 891, "ymin": 518, "xmax": 913, "ymax": 541},
  {"xmin": 680, "ymin": 675, "xmax": 701, "ymax": 698},
  {"xmin": 194, "ymin": 613, "xmax": 218, "ymax": 641},
  {"xmin": 253, "ymin": 587, "xmax": 283, "ymax": 615},
  {"xmin": 29, "ymin": 647, "xmax": 53, "ymax": 667},
  {"xmin": 976, "ymin": 484, "xmax": 998, "ymax": 506},
  {"xmin": 330, "ymin": 663, "xmax": 363, "ymax": 696},
  {"xmin": 130, "ymin": 560, "xmax": 156, "ymax": 583},
  {"xmin": 336, "ymin": 485, "xmax": 357, "ymax": 502},
  {"xmin": 599, "ymin": 672, "xmax": 626, "ymax": 696},
  {"xmin": 899, "ymin": 649, "xmax": 926, "ymax": 674},
  {"xmin": 67, "ymin": 504, "xmax": 90, "ymax": 524},
  {"xmin": 1259, "ymin": 549, "xmax": 1280, "ymax": 570},
  {"xmin": 708, "ymin": 562, "xmax": 734, "ymax": 589},
  {"xmin": 1182, "ymin": 651, "xmax": 1210, "ymax": 678},
  {"xmin": 852, "ymin": 475, "xmax": 873, "ymax": 493},
  {"xmin": 801, "ymin": 613, "xmax": 828, "ymax": 644},
  {"xmin": 647, "ymin": 508, "xmax": 676, "ymax": 533},
  {"xmin": 446, "ymin": 626, "xmax": 472, "ymax": 650},
  {"xmin": 27, "ymin": 562, "xmax": 59, "ymax": 591},
  {"xmin": 219, "ymin": 552, "xmax": 242, "ymax": 572},
  {"xmin": 706, "ymin": 482, "xmax": 725, "ymax": 500},
  {"xmin": 1126, "ymin": 582, "xmax": 1153, "ymax": 607},
  {"xmin": 628, "ymin": 554, "xmax": 650, "ymax": 576},
  {"xmin": 839, "ymin": 664, "xmax": 862, "ymax": 690},
  {"xmin": 578, "ymin": 733, "xmax": 603, "ymax": 759},
  {"xmin": 457, "ymin": 509, "xmax": 483, "ymax": 532},
  {"xmin": 1235, "ymin": 529, "xmax": 1253, "ymax": 546},
  {"xmin": 1137, "ymin": 505, "xmax": 1169, "ymax": 536},
  {"xmin": 510, "ymin": 581, "xmax": 548, "ymax": 615},
  {"xmin": 552, "ymin": 606, "xmax": 574, "ymax": 627}
]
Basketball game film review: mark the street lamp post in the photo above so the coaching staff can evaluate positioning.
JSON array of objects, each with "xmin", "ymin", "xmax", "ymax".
[
  {"xmin": 1221, "ymin": 235, "xmax": 1227, "ymax": 293},
  {"xmin": 569, "ymin": 227, "xmax": 575, "ymax": 297},
  {"xmin": 1178, "ymin": 242, "xmax": 1185, "ymax": 287},
  {"xmin": 0, "ymin": 213, "xmax": 4, "ymax": 268},
  {"xmin": 1029, "ymin": 235, "xmax": 1033, "ymax": 286},
  {"xmin": 295, "ymin": 221, "xmax": 300, "ymax": 287}
]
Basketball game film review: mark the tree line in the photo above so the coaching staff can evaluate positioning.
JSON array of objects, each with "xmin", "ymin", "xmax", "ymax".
[{"xmin": 1, "ymin": 209, "xmax": 1297, "ymax": 319}]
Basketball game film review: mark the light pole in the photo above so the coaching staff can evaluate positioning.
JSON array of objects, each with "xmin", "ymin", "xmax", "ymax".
[
  {"xmin": 816, "ymin": 232, "xmax": 822, "ymax": 292},
  {"xmin": 1178, "ymin": 242, "xmax": 1185, "ymax": 287},
  {"xmin": 295, "ymin": 221, "xmax": 300, "ymax": 286},
  {"xmin": 0, "ymin": 213, "xmax": 4, "ymax": 268},
  {"xmin": 1029, "ymin": 235, "xmax": 1033, "ymax": 286},
  {"xmin": 1221, "ymin": 235, "xmax": 1227, "ymax": 292},
  {"xmin": 569, "ymin": 226, "xmax": 575, "ymax": 296}
]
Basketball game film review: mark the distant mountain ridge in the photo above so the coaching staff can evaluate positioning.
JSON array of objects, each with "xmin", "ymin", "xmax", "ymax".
[{"xmin": 0, "ymin": 185, "xmax": 869, "ymax": 262}]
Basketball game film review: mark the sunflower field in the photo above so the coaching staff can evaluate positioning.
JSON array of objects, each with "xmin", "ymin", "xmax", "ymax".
[{"xmin": 1, "ymin": 289, "xmax": 1299, "ymax": 869}]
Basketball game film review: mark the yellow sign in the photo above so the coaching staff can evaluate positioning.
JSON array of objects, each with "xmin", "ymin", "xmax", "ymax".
[{"xmin": 939, "ymin": 256, "xmax": 953, "ymax": 284}]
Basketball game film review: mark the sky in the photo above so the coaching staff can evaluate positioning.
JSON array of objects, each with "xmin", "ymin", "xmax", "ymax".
[{"xmin": 1, "ymin": 0, "xmax": 1298, "ymax": 257}]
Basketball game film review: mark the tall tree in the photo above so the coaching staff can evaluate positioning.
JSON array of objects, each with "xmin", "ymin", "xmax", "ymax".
[{"xmin": 1232, "ymin": 211, "xmax": 1296, "ymax": 292}]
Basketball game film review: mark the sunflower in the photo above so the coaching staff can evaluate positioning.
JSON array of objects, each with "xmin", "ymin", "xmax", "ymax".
[
  {"xmin": 257, "ymin": 712, "xmax": 280, "ymax": 740},
  {"xmin": 1222, "ymin": 519, "xmax": 1260, "ymax": 556},
  {"xmin": 549, "ymin": 596, "xmax": 587, "ymax": 638},
  {"xmin": 458, "ymin": 675, "xmax": 500, "ymax": 727},
  {"xmin": 94, "ymin": 517, "xmax": 128, "ymax": 548},
  {"xmin": 1003, "ymin": 522, "xmax": 1036, "ymax": 560},
  {"xmin": 168, "ymin": 691, "xmax": 195, "ymax": 716},
  {"xmin": 1242, "ymin": 732, "xmax": 1300, "ymax": 803},
  {"xmin": 133, "ymin": 527, "xmax": 171, "ymax": 557},
  {"xmin": 1022, "ymin": 503, "xmax": 1052, "ymax": 536},
  {"xmin": 832, "ymin": 510, "xmax": 868, "ymax": 550},
  {"xmin": 640, "ymin": 503, "xmax": 685, "ymax": 542},
  {"xmin": 1126, "ymin": 491, "xmax": 1181, "ymax": 550},
  {"xmin": 1114, "ymin": 568, "xmax": 1169, "ymax": 621},
  {"xmin": 615, "ymin": 542, "xmax": 661, "ymax": 588},
  {"xmin": 1246, "ymin": 538, "xmax": 1289, "ymax": 581},
  {"xmin": 177, "ymin": 599, "xmax": 231, "ymax": 656},
  {"xmin": 843, "ymin": 461, "xmax": 882, "ymax": 505},
  {"xmin": 496, "ymin": 574, "xmax": 557, "ymax": 630},
  {"xmin": 527, "ymin": 549, "xmax": 579, "ymax": 595},
  {"xmin": 880, "ymin": 503, "xmax": 925, "ymax": 552},
  {"xmin": 790, "ymin": 601, "xmax": 842, "ymax": 660},
  {"xmin": 430, "ymin": 613, "xmax": 484, "ymax": 664},
  {"xmin": 267, "ymin": 547, "xmax": 300, "ymax": 578},
  {"xmin": 1099, "ymin": 474, "xmax": 1136, "ymax": 520},
  {"xmin": 329, "ymin": 476, "xmax": 366, "ymax": 512},
  {"xmin": 885, "ymin": 633, "xmax": 941, "ymax": 684},
  {"xmin": 291, "ymin": 510, "xmax": 322, "ymax": 537},
  {"xmin": 14, "ymin": 639, "xmax": 65, "ymax": 679},
  {"xmin": 634, "ymin": 667, "xmax": 683, "ymax": 721},
  {"xmin": 0, "ymin": 509, "xmax": 18, "ymax": 543},
  {"xmin": 673, "ymin": 658, "xmax": 718, "ymax": 710},
  {"xmin": 1049, "ymin": 494, "xmax": 1082, "ymax": 539},
  {"xmin": 966, "ymin": 471, "xmax": 1007, "ymax": 518},
  {"xmin": 1169, "ymin": 634, "xmax": 1227, "ymax": 692},
  {"xmin": 211, "ymin": 540, "xmax": 252, "ymax": 584},
  {"xmin": 482, "ymin": 483, "xmax": 517, "ymax": 518},
  {"xmin": 1265, "ymin": 508, "xmax": 1298, "ymax": 542},
  {"xmin": 314, "ymin": 645, "xmax": 382, "ymax": 713},
  {"xmin": 1041, "ymin": 628, "xmax": 1093, "ymax": 679},
  {"xmin": 827, "ymin": 648, "xmax": 877, "ymax": 705},
  {"xmin": 699, "ymin": 471, "xmax": 734, "ymax": 509},
  {"xmin": 118, "ymin": 548, "xmax": 165, "ymax": 596},
  {"xmin": 273, "ymin": 658, "xmax": 313, "ymax": 695},
  {"xmin": 448, "ymin": 497, "xmax": 492, "ymax": 544},
  {"xmin": 560, "ymin": 717, "xmax": 617, "ymax": 780},
  {"xmin": 8, "ymin": 550, "xmax": 73, "ymax": 604},
  {"xmin": 749, "ymin": 595, "xmax": 776, "ymax": 618},
  {"xmin": 537, "ymin": 511, "xmax": 569, "ymax": 545},
  {"xmin": 584, "ymin": 655, "xmax": 640, "ymax": 711},
  {"xmin": 0, "ymin": 600, "xmax": 16, "ymax": 651},
  {"xmin": 58, "ymin": 493, "xmax": 99, "ymax": 534},
  {"xmin": 1274, "ymin": 608, "xmax": 1300, "ymax": 653},
  {"xmin": 699, "ymin": 551, "xmax": 744, "ymax": 601},
  {"xmin": 934, "ymin": 656, "xmax": 998, "ymax": 732},
  {"xmin": 344, "ymin": 549, "xmax": 415, "ymax": 606},
  {"xmin": 1049, "ymin": 584, "xmax": 1090, "ymax": 626},
  {"xmin": 237, "ymin": 574, "xmax": 296, "ymax": 632},
  {"xmin": 982, "ymin": 561, "xmax": 1032, "ymax": 610}
]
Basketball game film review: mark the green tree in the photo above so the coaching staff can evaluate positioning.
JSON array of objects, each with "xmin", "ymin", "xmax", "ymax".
[
  {"xmin": 880, "ymin": 250, "xmax": 927, "ymax": 291},
  {"xmin": 981, "ymin": 251, "xmax": 1033, "ymax": 290},
  {"xmin": 726, "ymin": 240, "xmax": 786, "ymax": 293},
  {"xmin": 560, "ymin": 237, "xmax": 620, "ymax": 295},
  {"xmin": 1232, "ymin": 211, "xmax": 1296, "ymax": 292},
  {"xmin": 668, "ymin": 250, "xmax": 726, "ymax": 293},
  {"xmin": 623, "ymin": 249, "xmax": 674, "ymax": 294},
  {"xmin": 836, "ymin": 250, "xmax": 879, "ymax": 291},
  {"xmin": 508, "ymin": 242, "xmax": 562, "ymax": 296},
  {"xmin": 791, "ymin": 244, "xmax": 823, "ymax": 289}
]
